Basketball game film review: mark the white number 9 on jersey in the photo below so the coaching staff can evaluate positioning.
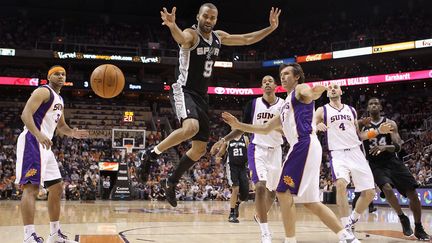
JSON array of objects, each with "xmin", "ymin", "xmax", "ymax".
[{"xmin": 203, "ymin": 60, "xmax": 214, "ymax": 78}]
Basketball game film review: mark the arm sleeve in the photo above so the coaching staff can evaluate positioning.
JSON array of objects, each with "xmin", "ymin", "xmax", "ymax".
[{"xmin": 242, "ymin": 100, "xmax": 254, "ymax": 124}]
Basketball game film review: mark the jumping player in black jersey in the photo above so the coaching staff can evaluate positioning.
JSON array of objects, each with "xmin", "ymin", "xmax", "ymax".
[
  {"xmin": 215, "ymin": 134, "xmax": 249, "ymax": 223},
  {"xmin": 140, "ymin": 3, "xmax": 281, "ymax": 207},
  {"xmin": 362, "ymin": 98, "xmax": 429, "ymax": 240}
]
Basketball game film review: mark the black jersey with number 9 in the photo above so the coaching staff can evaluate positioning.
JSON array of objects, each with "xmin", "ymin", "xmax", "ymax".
[{"xmin": 175, "ymin": 25, "xmax": 221, "ymax": 96}]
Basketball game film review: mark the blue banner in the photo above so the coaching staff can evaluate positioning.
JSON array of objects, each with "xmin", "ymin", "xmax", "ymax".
[
  {"xmin": 262, "ymin": 58, "xmax": 295, "ymax": 67},
  {"xmin": 347, "ymin": 188, "xmax": 432, "ymax": 207}
]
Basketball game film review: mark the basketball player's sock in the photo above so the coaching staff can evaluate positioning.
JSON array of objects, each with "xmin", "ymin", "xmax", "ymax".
[
  {"xmin": 24, "ymin": 225, "xmax": 36, "ymax": 240},
  {"xmin": 230, "ymin": 208, "xmax": 235, "ymax": 213},
  {"xmin": 259, "ymin": 222, "xmax": 270, "ymax": 235},
  {"xmin": 350, "ymin": 210, "xmax": 361, "ymax": 221},
  {"xmin": 341, "ymin": 217, "xmax": 350, "ymax": 227},
  {"xmin": 337, "ymin": 229, "xmax": 354, "ymax": 240},
  {"xmin": 397, "ymin": 212, "xmax": 406, "ymax": 218},
  {"xmin": 146, "ymin": 147, "xmax": 160, "ymax": 160},
  {"xmin": 168, "ymin": 155, "xmax": 195, "ymax": 184},
  {"xmin": 284, "ymin": 237, "xmax": 297, "ymax": 243},
  {"xmin": 49, "ymin": 221, "xmax": 60, "ymax": 235}
]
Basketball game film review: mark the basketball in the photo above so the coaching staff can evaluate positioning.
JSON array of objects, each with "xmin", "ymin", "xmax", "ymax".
[{"xmin": 90, "ymin": 64, "xmax": 125, "ymax": 98}]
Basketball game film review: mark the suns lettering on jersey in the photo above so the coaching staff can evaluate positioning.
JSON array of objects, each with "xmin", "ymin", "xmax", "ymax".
[
  {"xmin": 330, "ymin": 114, "xmax": 352, "ymax": 122},
  {"xmin": 256, "ymin": 112, "xmax": 274, "ymax": 120},
  {"xmin": 53, "ymin": 103, "xmax": 63, "ymax": 111}
]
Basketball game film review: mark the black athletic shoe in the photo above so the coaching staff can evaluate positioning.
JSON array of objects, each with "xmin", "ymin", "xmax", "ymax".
[
  {"xmin": 161, "ymin": 178, "xmax": 177, "ymax": 207},
  {"xmin": 399, "ymin": 214, "xmax": 414, "ymax": 236},
  {"xmin": 138, "ymin": 147, "xmax": 157, "ymax": 182},
  {"xmin": 368, "ymin": 207, "xmax": 377, "ymax": 213},
  {"xmin": 234, "ymin": 203, "xmax": 240, "ymax": 218},
  {"xmin": 414, "ymin": 224, "xmax": 430, "ymax": 241},
  {"xmin": 228, "ymin": 212, "xmax": 239, "ymax": 223}
]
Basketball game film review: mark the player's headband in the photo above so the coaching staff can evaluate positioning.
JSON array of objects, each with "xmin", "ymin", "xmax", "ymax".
[{"xmin": 48, "ymin": 66, "xmax": 66, "ymax": 79}]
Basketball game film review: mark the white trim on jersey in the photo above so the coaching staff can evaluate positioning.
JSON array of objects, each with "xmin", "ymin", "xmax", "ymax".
[
  {"xmin": 172, "ymin": 35, "xmax": 201, "ymax": 120},
  {"xmin": 225, "ymin": 160, "xmax": 233, "ymax": 186}
]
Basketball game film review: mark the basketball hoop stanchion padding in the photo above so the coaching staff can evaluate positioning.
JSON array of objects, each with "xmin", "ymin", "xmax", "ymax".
[{"xmin": 112, "ymin": 146, "xmax": 132, "ymax": 200}]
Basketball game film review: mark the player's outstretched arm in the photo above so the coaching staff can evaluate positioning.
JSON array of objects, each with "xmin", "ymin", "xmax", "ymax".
[
  {"xmin": 296, "ymin": 84, "xmax": 326, "ymax": 104},
  {"xmin": 222, "ymin": 112, "xmax": 281, "ymax": 134},
  {"xmin": 57, "ymin": 113, "xmax": 89, "ymax": 139},
  {"xmin": 216, "ymin": 7, "xmax": 281, "ymax": 46},
  {"xmin": 161, "ymin": 7, "xmax": 196, "ymax": 48}
]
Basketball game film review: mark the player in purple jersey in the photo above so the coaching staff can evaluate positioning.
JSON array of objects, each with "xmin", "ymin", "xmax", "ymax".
[
  {"xmin": 222, "ymin": 63, "xmax": 360, "ymax": 243},
  {"xmin": 16, "ymin": 66, "xmax": 89, "ymax": 243}
]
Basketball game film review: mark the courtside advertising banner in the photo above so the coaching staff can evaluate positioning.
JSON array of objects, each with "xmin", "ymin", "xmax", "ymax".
[
  {"xmin": 0, "ymin": 77, "xmax": 39, "ymax": 86},
  {"xmin": 208, "ymin": 69, "xmax": 432, "ymax": 95},
  {"xmin": 372, "ymin": 41, "xmax": 415, "ymax": 54},
  {"xmin": 333, "ymin": 47, "xmax": 372, "ymax": 59},
  {"xmin": 415, "ymin": 38, "xmax": 432, "ymax": 48},
  {"xmin": 347, "ymin": 188, "xmax": 432, "ymax": 207},
  {"xmin": 307, "ymin": 69, "xmax": 432, "ymax": 87},
  {"xmin": 262, "ymin": 58, "xmax": 295, "ymax": 67},
  {"xmin": 297, "ymin": 52, "xmax": 332, "ymax": 63}
]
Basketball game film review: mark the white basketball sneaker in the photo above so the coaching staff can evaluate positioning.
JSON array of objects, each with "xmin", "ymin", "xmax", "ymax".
[
  {"xmin": 261, "ymin": 233, "xmax": 272, "ymax": 243},
  {"xmin": 24, "ymin": 233, "xmax": 44, "ymax": 243},
  {"xmin": 46, "ymin": 230, "xmax": 77, "ymax": 243}
]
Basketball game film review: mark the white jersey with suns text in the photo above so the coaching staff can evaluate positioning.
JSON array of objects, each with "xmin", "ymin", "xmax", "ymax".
[
  {"xmin": 250, "ymin": 97, "xmax": 284, "ymax": 147},
  {"xmin": 23, "ymin": 85, "xmax": 64, "ymax": 140},
  {"xmin": 323, "ymin": 104, "xmax": 361, "ymax": 150}
]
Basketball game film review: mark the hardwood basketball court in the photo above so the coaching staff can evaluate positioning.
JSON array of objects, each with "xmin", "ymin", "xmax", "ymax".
[{"xmin": 1, "ymin": 200, "xmax": 431, "ymax": 242}]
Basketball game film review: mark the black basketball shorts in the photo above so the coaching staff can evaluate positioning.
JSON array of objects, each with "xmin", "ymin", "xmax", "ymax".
[
  {"xmin": 370, "ymin": 158, "xmax": 418, "ymax": 198},
  {"xmin": 170, "ymin": 85, "xmax": 209, "ymax": 142}
]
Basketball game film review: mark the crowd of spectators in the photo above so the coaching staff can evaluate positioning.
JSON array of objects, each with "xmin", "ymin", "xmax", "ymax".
[{"xmin": 0, "ymin": 4, "xmax": 431, "ymax": 61}]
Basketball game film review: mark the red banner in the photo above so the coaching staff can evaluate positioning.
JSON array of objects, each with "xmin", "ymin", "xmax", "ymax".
[
  {"xmin": 297, "ymin": 52, "xmax": 332, "ymax": 63},
  {"xmin": 307, "ymin": 69, "xmax": 432, "ymax": 87},
  {"xmin": 207, "ymin": 69, "xmax": 432, "ymax": 95},
  {"xmin": 0, "ymin": 77, "xmax": 39, "ymax": 86}
]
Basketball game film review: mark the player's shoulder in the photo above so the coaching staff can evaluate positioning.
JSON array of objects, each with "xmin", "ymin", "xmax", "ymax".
[
  {"xmin": 316, "ymin": 105, "xmax": 325, "ymax": 111},
  {"xmin": 184, "ymin": 27, "xmax": 197, "ymax": 34},
  {"xmin": 384, "ymin": 118, "xmax": 398, "ymax": 127},
  {"xmin": 32, "ymin": 86, "xmax": 51, "ymax": 97}
]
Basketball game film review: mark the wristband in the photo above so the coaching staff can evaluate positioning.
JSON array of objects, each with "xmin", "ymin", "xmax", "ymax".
[{"xmin": 367, "ymin": 129, "xmax": 378, "ymax": 139}]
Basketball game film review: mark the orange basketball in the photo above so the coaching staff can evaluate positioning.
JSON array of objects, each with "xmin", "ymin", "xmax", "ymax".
[{"xmin": 90, "ymin": 64, "xmax": 125, "ymax": 98}]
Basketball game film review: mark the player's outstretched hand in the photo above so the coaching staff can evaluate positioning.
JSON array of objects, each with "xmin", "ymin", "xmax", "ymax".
[
  {"xmin": 269, "ymin": 7, "xmax": 282, "ymax": 30},
  {"xmin": 316, "ymin": 122, "xmax": 328, "ymax": 132},
  {"xmin": 161, "ymin": 7, "xmax": 177, "ymax": 27},
  {"xmin": 210, "ymin": 140, "xmax": 225, "ymax": 156},
  {"xmin": 378, "ymin": 122, "xmax": 393, "ymax": 134},
  {"xmin": 72, "ymin": 128, "xmax": 90, "ymax": 139},
  {"xmin": 222, "ymin": 112, "xmax": 240, "ymax": 129}
]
